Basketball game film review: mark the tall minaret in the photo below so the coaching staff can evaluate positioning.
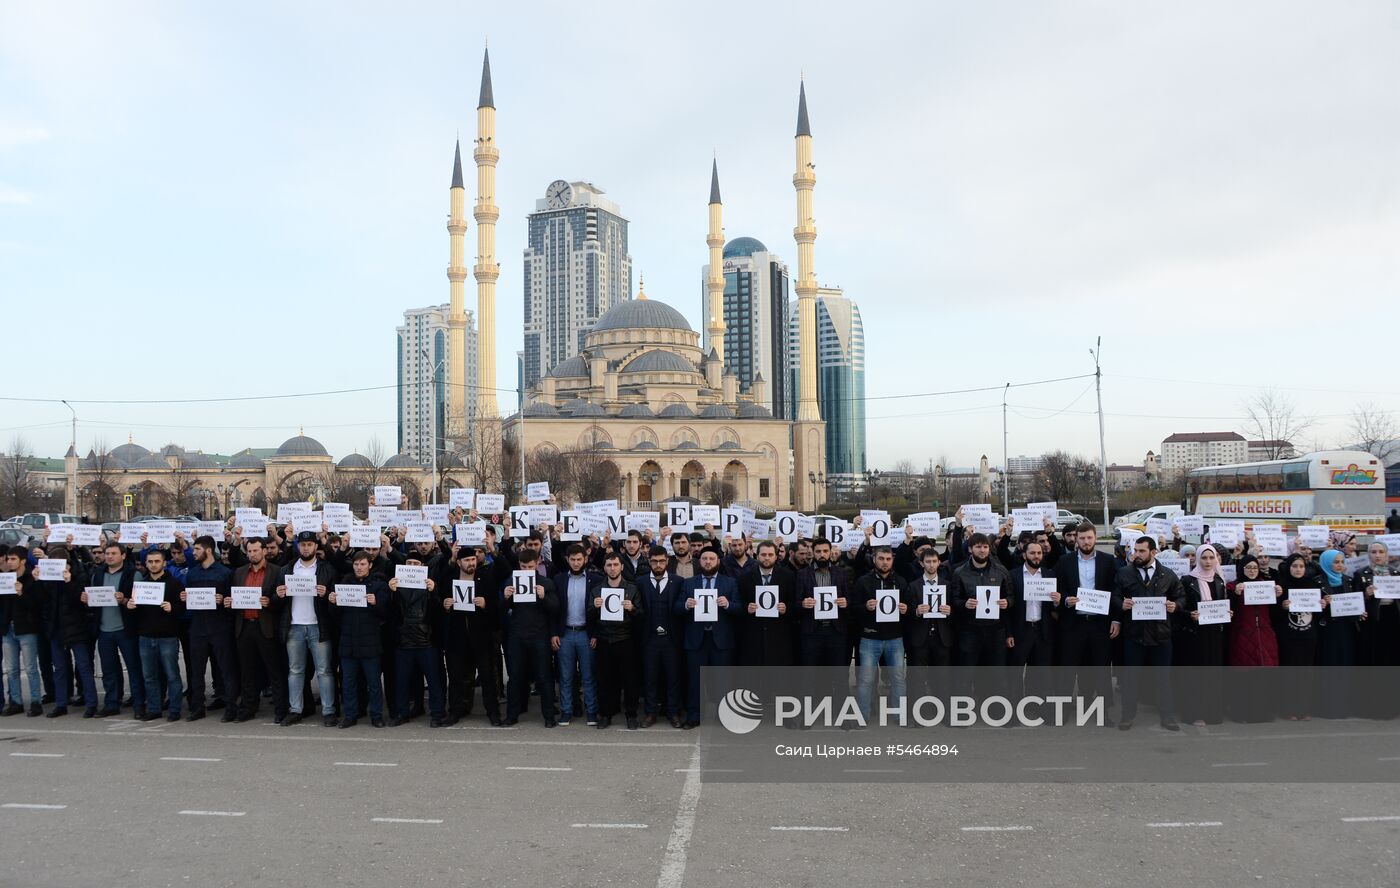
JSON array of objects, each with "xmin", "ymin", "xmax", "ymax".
[
  {"xmin": 705, "ymin": 159, "xmax": 726, "ymax": 365},
  {"xmin": 473, "ymin": 46, "xmax": 500, "ymax": 421},
  {"xmin": 791, "ymin": 79, "xmax": 828, "ymax": 509},
  {"xmin": 446, "ymin": 140, "xmax": 469, "ymax": 442}
]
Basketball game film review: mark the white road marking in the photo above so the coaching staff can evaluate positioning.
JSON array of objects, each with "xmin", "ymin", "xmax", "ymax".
[
  {"xmin": 961, "ymin": 826, "xmax": 1034, "ymax": 832},
  {"xmin": 1147, "ymin": 821, "xmax": 1224, "ymax": 828},
  {"xmin": 673, "ymin": 768, "xmax": 742, "ymax": 773},
  {"xmin": 571, "ymin": 823, "xmax": 649, "ymax": 829},
  {"xmin": 9, "ymin": 752, "xmax": 64, "ymax": 758},
  {"xmin": 771, "ymin": 826, "xmax": 849, "ymax": 832},
  {"xmin": 1341, "ymin": 815, "xmax": 1400, "ymax": 823},
  {"xmin": 334, "ymin": 761, "xmax": 398, "ymax": 767},
  {"xmin": 1209, "ymin": 761, "xmax": 1268, "ymax": 768},
  {"xmin": 1025, "ymin": 766, "xmax": 1086, "ymax": 772},
  {"xmin": 178, "ymin": 810, "xmax": 245, "ymax": 817},
  {"xmin": 2, "ymin": 803, "xmax": 67, "ymax": 810},
  {"xmin": 506, "ymin": 765, "xmax": 572, "ymax": 771},
  {"xmin": 160, "ymin": 757, "xmax": 221, "ymax": 762},
  {"xmin": 842, "ymin": 768, "xmax": 903, "ymax": 774},
  {"xmin": 1378, "ymin": 757, "xmax": 1400, "ymax": 762},
  {"xmin": 372, "ymin": 817, "xmax": 443, "ymax": 824},
  {"xmin": 656, "ymin": 745, "xmax": 703, "ymax": 888},
  {"xmin": 0, "ymin": 726, "xmax": 691, "ymax": 748}
]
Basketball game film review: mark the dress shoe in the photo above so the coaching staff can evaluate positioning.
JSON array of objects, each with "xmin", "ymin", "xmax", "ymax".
[
  {"xmin": 236, "ymin": 712, "xmax": 255, "ymax": 723},
  {"xmin": 220, "ymin": 710, "xmax": 237, "ymax": 723},
  {"xmin": 1117, "ymin": 720, "xmax": 1133, "ymax": 732},
  {"xmin": 27, "ymin": 703, "xmax": 43, "ymax": 717},
  {"xmin": 430, "ymin": 718, "xmax": 445, "ymax": 728},
  {"xmin": 544, "ymin": 719, "xmax": 557, "ymax": 728},
  {"xmin": 167, "ymin": 713, "xmax": 180, "ymax": 722},
  {"xmin": 626, "ymin": 716, "xmax": 639, "ymax": 730},
  {"xmin": 682, "ymin": 720, "xmax": 698, "ymax": 730},
  {"xmin": 282, "ymin": 712, "xmax": 302, "ymax": 727},
  {"xmin": 131, "ymin": 706, "xmax": 147, "ymax": 720},
  {"xmin": 140, "ymin": 711, "xmax": 161, "ymax": 722},
  {"xmin": 46, "ymin": 706, "xmax": 68, "ymax": 718},
  {"xmin": 339, "ymin": 718, "xmax": 358, "ymax": 729},
  {"xmin": 208, "ymin": 699, "xmax": 226, "ymax": 711},
  {"xmin": 487, "ymin": 714, "xmax": 503, "ymax": 727},
  {"xmin": 272, "ymin": 713, "xmax": 286, "ymax": 726},
  {"xmin": 503, "ymin": 717, "xmax": 519, "ymax": 726},
  {"xmin": 595, "ymin": 716, "xmax": 611, "ymax": 729},
  {"xmin": 1160, "ymin": 720, "xmax": 1181, "ymax": 732},
  {"xmin": 1, "ymin": 702, "xmax": 23, "ymax": 716},
  {"xmin": 186, "ymin": 709, "xmax": 206, "ymax": 722},
  {"xmin": 41, "ymin": 693, "xmax": 54, "ymax": 704},
  {"xmin": 640, "ymin": 714, "xmax": 656, "ymax": 728},
  {"xmin": 389, "ymin": 716, "xmax": 406, "ymax": 727},
  {"xmin": 322, "ymin": 714, "xmax": 338, "ymax": 728},
  {"xmin": 83, "ymin": 708, "xmax": 97, "ymax": 719},
  {"xmin": 97, "ymin": 707, "xmax": 119, "ymax": 718},
  {"xmin": 371, "ymin": 717, "xmax": 386, "ymax": 728},
  {"xmin": 669, "ymin": 715, "xmax": 683, "ymax": 729}
]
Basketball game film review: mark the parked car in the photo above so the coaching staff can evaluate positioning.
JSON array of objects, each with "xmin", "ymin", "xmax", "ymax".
[
  {"xmin": 1117, "ymin": 505, "xmax": 1184, "ymax": 533},
  {"xmin": 1056, "ymin": 509, "xmax": 1089, "ymax": 529},
  {"xmin": 14, "ymin": 513, "xmax": 83, "ymax": 534},
  {"xmin": 0, "ymin": 527, "xmax": 35, "ymax": 548},
  {"xmin": 1112, "ymin": 508, "xmax": 1150, "ymax": 529}
]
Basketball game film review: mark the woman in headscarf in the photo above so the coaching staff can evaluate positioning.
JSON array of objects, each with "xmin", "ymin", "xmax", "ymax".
[
  {"xmin": 1330, "ymin": 531, "xmax": 1359, "ymax": 559},
  {"xmin": 1225, "ymin": 554, "xmax": 1280, "ymax": 722},
  {"xmin": 1357, "ymin": 541, "xmax": 1399, "ymax": 718},
  {"xmin": 1274, "ymin": 553, "xmax": 1323, "ymax": 719},
  {"xmin": 1315, "ymin": 547, "xmax": 1362, "ymax": 719},
  {"xmin": 1176, "ymin": 543, "xmax": 1229, "ymax": 726}
]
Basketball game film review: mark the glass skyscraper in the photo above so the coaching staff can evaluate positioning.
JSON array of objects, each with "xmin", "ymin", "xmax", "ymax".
[
  {"xmin": 787, "ymin": 288, "xmax": 866, "ymax": 480},
  {"xmin": 701, "ymin": 236, "xmax": 791, "ymax": 418}
]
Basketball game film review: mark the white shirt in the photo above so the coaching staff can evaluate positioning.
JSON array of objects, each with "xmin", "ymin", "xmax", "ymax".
[
  {"xmin": 1023, "ymin": 564, "xmax": 1044, "ymax": 622},
  {"xmin": 291, "ymin": 558, "xmax": 318, "ymax": 625},
  {"xmin": 1077, "ymin": 551, "xmax": 1097, "ymax": 591}
]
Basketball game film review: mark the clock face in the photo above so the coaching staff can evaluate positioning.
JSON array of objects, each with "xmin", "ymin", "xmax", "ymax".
[{"xmin": 545, "ymin": 179, "xmax": 573, "ymax": 209}]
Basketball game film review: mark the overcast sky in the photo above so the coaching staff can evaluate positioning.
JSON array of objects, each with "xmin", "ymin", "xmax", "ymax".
[{"xmin": 2, "ymin": 1, "xmax": 1396, "ymax": 469}]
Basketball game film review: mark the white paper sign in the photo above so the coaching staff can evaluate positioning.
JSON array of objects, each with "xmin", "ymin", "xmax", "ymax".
[
  {"xmin": 422, "ymin": 504, "xmax": 450, "ymax": 526},
  {"xmin": 524, "ymin": 481, "xmax": 549, "ymax": 503},
  {"xmin": 867, "ymin": 515, "xmax": 898, "ymax": 546},
  {"xmin": 46, "ymin": 523, "xmax": 75, "ymax": 542},
  {"xmin": 349, "ymin": 526, "xmax": 382, "ymax": 548},
  {"xmin": 185, "ymin": 587, "xmax": 216, "ymax": 610},
  {"xmin": 285, "ymin": 575, "xmax": 316, "ymax": 597},
  {"xmin": 1196, "ymin": 599, "xmax": 1231, "ymax": 625},
  {"xmin": 474, "ymin": 494, "xmax": 505, "ymax": 514},
  {"xmin": 85, "ymin": 585, "xmax": 116, "ymax": 607},
  {"xmin": 907, "ymin": 512, "xmax": 942, "ymax": 536},
  {"xmin": 1075, "ymin": 587, "xmax": 1110, "ymax": 615},
  {"xmin": 1344, "ymin": 555, "xmax": 1370, "ymax": 575},
  {"xmin": 397, "ymin": 510, "xmax": 422, "ymax": 525},
  {"xmin": 578, "ymin": 514, "xmax": 609, "ymax": 538},
  {"xmin": 1132, "ymin": 596, "xmax": 1167, "ymax": 620},
  {"xmin": 454, "ymin": 523, "xmax": 487, "ymax": 546},
  {"xmin": 69, "ymin": 524, "xmax": 103, "ymax": 547},
  {"xmin": 239, "ymin": 516, "xmax": 270, "ymax": 538},
  {"xmin": 373, "ymin": 485, "xmax": 402, "ymax": 506},
  {"xmin": 666, "ymin": 502, "xmax": 693, "ymax": 533},
  {"xmin": 1241, "ymin": 581, "xmax": 1277, "ymax": 605},
  {"xmin": 231, "ymin": 586, "xmax": 262, "ymax": 609},
  {"xmin": 795, "ymin": 515, "xmax": 817, "ymax": 541},
  {"xmin": 973, "ymin": 585, "xmax": 998, "ymax": 620},
  {"xmin": 1145, "ymin": 518, "xmax": 1173, "ymax": 540},
  {"xmin": 395, "ymin": 565, "xmax": 429, "ymax": 588},
  {"xmin": 1218, "ymin": 564, "xmax": 1237, "ymax": 584},
  {"xmin": 1174, "ymin": 515, "xmax": 1205, "ymax": 536},
  {"xmin": 507, "ymin": 505, "xmax": 532, "ymax": 538},
  {"xmin": 814, "ymin": 585, "xmax": 839, "ymax": 620},
  {"xmin": 1376, "ymin": 534, "xmax": 1400, "ymax": 551},
  {"xmin": 1209, "ymin": 520, "xmax": 1244, "ymax": 548},
  {"xmin": 1329, "ymin": 591, "xmax": 1365, "ymax": 618},
  {"xmin": 1252, "ymin": 525, "xmax": 1288, "ymax": 557},
  {"xmin": 774, "ymin": 511, "xmax": 801, "ymax": 543},
  {"xmin": 922, "ymin": 583, "xmax": 946, "ymax": 619},
  {"xmin": 323, "ymin": 502, "xmax": 350, "ymax": 515},
  {"xmin": 277, "ymin": 502, "xmax": 311, "ymax": 522},
  {"xmin": 1287, "ymin": 589, "xmax": 1322, "ymax": 612},
  {"xmin": 1023, "ymin": 576, "xmax": 1057, "ymax": 603},
  {"xmin": 0, "ymin": 572, "xmax": 15, "ymax": 595},
  {"xmin": 452, "ymin": 579, "xmax": 476, "ymax": 612},
  {"xmin": 335, "ymin": 584, "xmax": 367, "ymax": 608},
  {"xmin": 325, "ymin": 511, "xmax": 353, "ymax": 533},
  {"xmin": 119, "ymin": 523, "xmax": 147, "ymax": 544},
  {"xmin": 626, "ymin": 512, "xmax": 660, "ymax": 535},
  {"xmin": 365, "ymin": 506, "xmax": 396, "ymax": 527},
  {"xmin": 132, "ymin": 581, "xmax": 165, "ymax": 606},
  {"xmin": 876, "ymin": 587, "xmax": 901, "ymax": 623},
  {"xmin": 449, "ymin": 488, "xmax": 476, "ymax": 510},
  {"xmin": 195, "ymin": 521, "xmax": 226, "ymax": 541},
  {"xmin": 1028, "ymin": 502, "xmax": 1058, "ymax": 525},
  {"xmin": 1012, "ymin": 508, "xmax": 1040, "ymax": 537},
  {"xmin": 720, "ymin": 508, "xmax": 745, "ymax": 538},
  {"xmin": 1297, "ymin": 525, "xmax": 1330, "ymax": 548},
  {"xmin": 1372, "ymin": 575, "xmax": 1400, "ymax": 600},
  {"xmin": 36, "ymin": 559, "xmax": 66, "ymax": 581},
  {"xmin": 1156, "ymin": 552, "xmax": 1189, "ymax": 576},
  {"xmin": 742, "ymin": 517, "xmax": 771, "ymax": 540},
  {"xmin": 691, "ymin": 505, "xmax": 720, "ymax": 526},
  {"xmin": 823, "ymin": 520, "xmax": 849, "ymax": 548},
  {"xmin": 557, "ymin": 511, "xmax": 581, "ymax": 541},
  {"xmin": 510, "ymin": 570, "xmax": 537, "ymax": 603},
  {"xmin": 600, "ymin": 588, "xmax": 624, "ymax": 622},
  {"xmin": 403, "ymin": 521, "xmax": 435, "ymax": 544},
  {"xmin": 147, "ymin": 521, "xmax": 176, "ymax": 544},
  {"xmin": 693, "ymin": 588, "xmax": 718, "ymax": 622},
  {"xmin": 753, "ymin": 584, "xmax": 780, "ymax": 618}
]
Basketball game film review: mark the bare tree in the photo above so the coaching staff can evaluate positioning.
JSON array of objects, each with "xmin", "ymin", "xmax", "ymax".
[
  {"xmin": 524, "ymin": 448, "xmax": 572, "ymax": 505},
  {"xmin": 1035, "ymin": 451, "xmax": 1086, "ymax": 505},
  {"xmin": 1348, "ymin": 402, "xmax": 1398, "ymax": 463},
  {"xmin": 569, "ymin": 448, "xmax": 621, "ymax": 505},
  {"xmin": 361, "ymin": 437, "xmax": 387, "ymax": 489},
  {"xmin": 162, "ymin": 456, "xmax": 202, "ymax": 515},
  {"xmin": 83, "ymin": 438, "xmax": 122, "ymax": 521},
  {"xmin": 1240, "ymin": 389, "xmax": 1312, "ymax": 460},
  {"xmin": 701, "ymin": 477, "xmax": 737, "ymax": 507},
  {"xmin": 0, "ymin": 437, "xmax": 40, "ymax": 516}
]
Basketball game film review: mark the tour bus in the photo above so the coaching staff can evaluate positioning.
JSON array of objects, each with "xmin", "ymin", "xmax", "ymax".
[{"xmin": 1186, "ymin": 450, "xmax": 1386, "ymax": 533}]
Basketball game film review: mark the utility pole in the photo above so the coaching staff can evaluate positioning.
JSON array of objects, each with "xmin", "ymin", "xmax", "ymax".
[
  {"xmin": 1091, "ymin": 337, "xmax": 1109, "ymax": 530},
  {"xmin": 1002, "ymin": 382, "xmax": 1010, "ymax": 516},
  {"xmin": 61, "ymin": 399, "xmax": 76, "ymax": 452}
]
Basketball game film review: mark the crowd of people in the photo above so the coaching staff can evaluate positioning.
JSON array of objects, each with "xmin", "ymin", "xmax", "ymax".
[{"xmin": 2, "ymin": 504, "xmax": 1396, "ymax": 732}]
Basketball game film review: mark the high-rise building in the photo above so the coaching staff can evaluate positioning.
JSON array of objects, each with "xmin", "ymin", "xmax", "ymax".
[
  {"xmin": 521, "ymin": 180, "xmax": 632, "ymax": 389},
  {"xmin": 788, "ymin": 287, "xmax": 866, "ymax": 483},
  {"xmin": 701, "ymin": 236, "xmax": 791, "ymax": 418},
  {"xmin": 397, "ymin": 305, "xmax": 477, "ymax": 464}
]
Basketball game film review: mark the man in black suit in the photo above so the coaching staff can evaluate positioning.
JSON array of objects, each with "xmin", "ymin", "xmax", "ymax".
[
  {"xmin": 1006, "ymin": 540, "xmax": 1060, "ymax": 713},
  {"xmin": 905, "ymin": 547, "xmax": 954, "ymax": 699},
  {"xmin": 738, "ymin": 541, "xmax": 798, "ymax": 667},
  {"xmin": 1053, "ymin": 523, "xmax": 1119, "ymax": 721},
  {"xmin": 674, "ymin": 548, "xmax": 740, "ymax": 728},
  {"xmin": 636, "ymin": 546, "xmax": 683, "ymax": 727},
  {"xmin": 1113, "ymin": 535, "xmax": 1182, "ymax": 731}
]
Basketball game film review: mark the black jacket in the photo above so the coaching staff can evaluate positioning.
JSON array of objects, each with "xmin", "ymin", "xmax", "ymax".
[
  {"xmin": 3, "ymin": 570, "xmax": 46, "ymax": 636},
  {"xmin": 231, "ymin": 561, "xmax": 286, "ymax": 640},
  {"xmin": 905, "ymin": 566, "xmax": 955, "ymax": 651},
  {"xmin": 1054, "ymin": 550, "xmax": 1118, "ymax": 628},
  {"xmin": 737, "ymin": 564, "xmax": 799, "ymax": 665},
  {"xmin": 329, "ymin": 576, "xmax": 391, "ymax": 658},
  {"xmin": 503, "ymin": 574, "xmax": 558, "ymax": 640},
  {"xmin": 948, "ymin": 557, "xmax": 1014, "ymax": 631},
  {"xmin": 795, "ymin": 562, "xmax": 853, "ymax": 635},
  {"xmin": 42, "ymin": 576, "xmax": 91, "ymax": 647},
  {"xmin": 587, "ymin": 578, "xmax": 643, "ymax": 642},
  {"xmin": 635, "ymin": 570, "xmax": 682, "ymax": 640},
  {"xmin": 854, "ymin": 569, "xmax": 915, "ymax": 640},
  {"xmin": 130, "ymin": 572, "xmax": 185, "ymax": 638},
  {"xmin": 1113, "ymin": 561, "xmax": 1183, "ymax": 645}
]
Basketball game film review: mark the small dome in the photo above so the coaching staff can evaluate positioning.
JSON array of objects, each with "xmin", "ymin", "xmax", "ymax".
[
  {"xmin": 133, "ymin": 454, "xmax": 169, "ymax": 470},
  {"xmin": 716, "ymin": 440, "xmax": 742, "ymax": 451},
  {"xmin": 617, "ymin": 403, "xmax": 655, "ymax": 418},
  {"xmin": 337, "ymin": 453, "xmax": 374, "ymax": 469},
  {"xmin": 159, "ymin": 444, "xmax": 186, "ymax": 458},
  {"xmin": 723, "ymin": 236, "xmax": 768, "ymax": 258},
  {"xmin": 230, "ymin": 453, "xmax": 265, "ymax": 470},
  {"xmin": 111, "ymin": 442, "xmax": 150, "ymax": 465},
  {"xmin": 548, "ymin": 355, "xmax": 589, "ymax": 379},
  {"xmin": 630, "ymin": 440, "xmax": 659, "ymax": 451},
  {"xmin": 737, "ymin": 402, "xmax": 772, "ymax": 418},
  {"xmin": 440, "ymin": 451, "xmax": 465, "ymax": 469},
  {"xmin": 700, "ymin": 404, "xmax": 735, "ymax": 418},
  {"xmin": 591, "ymin": 298, "xmax": 692, "ymax": 333},
  {"xmin": 179, "ymin": 453, "xmax": 217, "ymax": 469},
  {"xmin": 673, "ymin": 441, "xmax": 701, "ymax": 451},
  {"xmin": 623, "ymin": 350, "xmax": 694, "ymax": 374},
  {"xmin": 658, "ymin": 403, "xmax": 696, "ymax": 418},
  {"xmin": 523, "ymin": 401, "xmax": 560, "ymax": 417},
  {"xmin": 590, "ymin": 441, "xmax": 615, "ymax": 451},
  {"xmin": 558, "ymin": 398, "xmax": 592, "ymax": 414},
  {"xmin": 571, "ymin": 403, "xmax": 608, "ymax": 417},
  {"xmin": 382, "ymin": 453, "xmax": 421, "ymax": 470},
  {"xmin": 275, "ymin": 434, "xmax": 329, "ymax": 457}
]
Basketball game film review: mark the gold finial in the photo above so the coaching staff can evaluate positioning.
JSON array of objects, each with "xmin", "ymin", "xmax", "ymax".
[
  {"xmin": 299, "ymin": 426, "xmax": 304, "ymax": 436},
  {"xmin": 128, "ymin": 433, "xmax": 133, "ymax": 444},
  {"xmin": 637, "ymin": 274, "xmax": 647, "ymax": 300}
]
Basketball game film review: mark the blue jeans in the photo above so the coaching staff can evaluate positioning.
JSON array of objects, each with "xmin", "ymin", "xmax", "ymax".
[
  {"xmin": 286, "ymin": 623, "xmax": 334, "ymax": 716},
  {"xmin": 140, "ymin": 637, "xmax": 183, "ymax": 717},
  {"xmin": 341, "ymin": 655, "xmax": 384, "ymax": 721},
  {"xmin": 51, "ymin": 638, "xmax": 97, "ymax": 711},
  {"xmin": 3, "ymin": 628, "xmax": 41, "ymax": 705},
  {"xmin": 857, "ymin": 637, "xmax": 907, "ymax": 723},
  {"xmin": 556, "ymin": 627, "xmax": 597, "ymax": 719},
  {"xmin": 97, "ymin": 630, "xmax": 145, "ymax": 711}
]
